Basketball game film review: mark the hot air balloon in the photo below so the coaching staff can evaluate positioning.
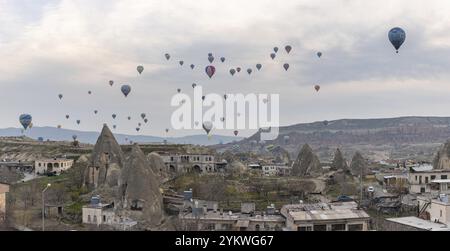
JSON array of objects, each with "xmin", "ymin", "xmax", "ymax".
[
  {"xmin": 317, "ymin": 52, "xmax": 322, "ymax": 58},
  {"xmin": 113, "ymin": 125, "xmax": 117, "ymax": 129},
  {"xmin": 109, "ymin": 80, "xmax": 114, "ymax": 86},
  {"xmin": 94, "ymin": 110, "xmax": 98, "ymax": 114},
  {"xmin": 112, "ymin": 114, "xmax": 116, "ymax": 119},
  {"xmin": 177, "ymin": 88, "xmax": 181, "ymax": 93},
  {"xmin": 137, "ymin": 65, "xmax": 144, "ymax": 74},
  {"xmin": 76, "ymin": 120, "xmax": 81, "ymax": 125},
  {"xmin": 230, "ymin": 69, "xmax": 236, "ymax": 76},
  {"xmin": 220, "ymin": 57, "xmax": 226, "ymax": 63},
  {"xmin": 256, "ymin": 64, "xmax": 262, "ymax": 71},
  {"xmin": 283, "ymin": 63, "xmax": 290, "ymax": 71},
  {"xmin": 234, "ymin": 130, "xmax": 239, "ymax": 136},
  {"xmin": 285, "ymin": 45, "xmax": 292, "ymax": 54},
  {"xmin": 58, "ymin": 94, "xmax": 63, "ymax": 100},
  {"xmin": 136, "ymin": 128, "xmax": 140, "ymax": 132},
  {"xmin": 236, "ymin": 67, "xmax": 241, "ymax": 73},
  {"xmin": 220, "ymin": 117, "xmax": 225, "ymax": 122},
  {"xmin": 315, "ymin": 85, "xmax": 321, "ymax": 92},
  {"xmin": 57, "ymin": 125, "xmax": 62, "ymax": 129},
  {"xmin": 203, "ymin": 121, "xmax": 213, "ymax": 135},
  {"xmin": 165, "ymin": 128, "xmax": 169, "ymax": 133},
  {"xmin": 205, "ymin": 65, "xmax": 216, "ymax": 78},
  {"xmin": 274, "ymin": 47, "xmax": 279, "ymax": 53},
  {"xmin": 224, "ymin": 94, "xmax": 228, "ymax": 100},
  {"xmin": 190, "ymin": 64, "xmax": 195, "ymax": 69},
  {"xmin": 208, "ymin": 53, "xmax": 213, "ymax": 57},
  {"xmin": 202, "ymin": 96, "xmax": 206, "ymax": 101},
  {"xmin": 72, "ymin": 135, "xmax": 77, "ymax": 140},
  {"xmin": 19, "ymin": 114, "xmax": 32, "ymax": 129},
  {"xmin": 141, "ymin": 113, "xmax": 146, "ymax": 119},
  {"xmin": 165, "ymin": 53, "xmax": 171, "ymax": 60},
  {"xmin": 208, "ymin": 55, "xmax": 214, "ymax": 63},
  {"xmin": 128, "ymin": 116, "xmax": 131, "ymax": 120},
  {"xmin": 270, "ymin": 53, "xmax": 276, "ymax": 60},
  {"xmin": 144, "ymin": 118, "xmax": 148, "ymax": 123},
  {"xmin": 121, "ymin": 85, "xmax": 131, "ymax": 97},
  {"xmin": 247, "ymin": 68, "xmax": 252, "ymax": 75},
  {"xmin": 66, "ymin": 115, "xmax": 70, "ymax": 119},
  {"xmin": 138, "ymin": 123, "xmax": 142, "ymax": 127},
  {"xmin": 179, "ymin": 61, "xmax": 184, "ymax": 66},
  {"xmin": 388, "ymin": 27, "xmax": 406, "ymax": 53},
  {"xmin": 88, "ymin": 91, "xmax": 92, "ymax": 95},
  {"xmin": 192, "ymin": 83, "xmax": 197, "ymax": 88}
]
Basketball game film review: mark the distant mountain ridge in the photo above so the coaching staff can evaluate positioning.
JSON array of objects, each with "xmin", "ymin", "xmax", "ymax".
[{"xmin": 0, "ymin": 126, "xmax": 242, "ymax": 146}]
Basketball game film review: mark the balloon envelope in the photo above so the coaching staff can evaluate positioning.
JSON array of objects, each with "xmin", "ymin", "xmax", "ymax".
[
  {"xmin": 179, "ymin": 61, "xmax": 184, "ymax": 66},
  {"xmin": 190, "ymin": 64, "xmax": 195, "ymax": 69},
  {"xmin": 137, "ymin": 65, "xmax": 144, "ymax": 74},
  {"xmin": 192, "ymin": 83, "xmax": 197, "ymax": 88},
  {"xmin": 236, "ymin": 67, "xmax": 241, "ymax": 73},
  {"xmin": 121, "ymin": 85, "xmax": 131, "ymax": 97},
  {"xmin": 256, "ymin": 64, "xmax": 262, "ymax": 70},
  {"xmin": 274, "ymin": 47, "xmax": 279, "ymax": 53},
  {"xmin": 220, "ymin": 57, "xmax": 225, "ymax": 63},
  {"xmin": 247, "ymin": 68, "xmax": 252, "ymax": 75},
  {"xmin": 285, "ymin": 45, "xmax": 292, "ymax": 53},
  {"xmin": 203, "ymin": 121, "xmax": 213, "ymax": 134},
  {"xmin": 208, "ymin": 55, "xmax": 214, "ymax": 63},
  {"xmin": 19, "ymin": 114, "xmax": 32, "ymax": 129},
  {"xmin": 230, "ymin": 69, "xmax": 236, "ymax": 76},
  {"xmin": 109, "ymin": 80, "xmax": 114, "ymax": 86},
  {"xmin": 317, "ymin": 52, "xmax": 322, "ymax": 58},
  {"xmin": 58, "ymin": 94, "xmax": 63, "ymax": 100},
  {"xmin": 141, "ymin": 113, "xmax": 146, "ymax": 119},
  {"xmin": 205, "ymin": 65, "xmax": 216, "ymax": 78},
  {"xmin": 283, "ymin": 63, "xmax": 290, "ymax": 71},
  {"xmin": 165, "ymin": 53, "xmax": 170, "ymax": 60},
  {"xmin": 315, "ymin": 85, "xmax": 321, "ymax": 92},
  {"xmin": 270, "ymin": 53, "xmax": 276, "ymax": 60},
  {"xmin": 388, "ymin": 27, "xmax": 406, "ymax": 53}
]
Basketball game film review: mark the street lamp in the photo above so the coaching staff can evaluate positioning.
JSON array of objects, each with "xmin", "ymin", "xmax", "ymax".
[{"xmin": 42, "ymin": 183, "xmax": 51, "ymax": 231}]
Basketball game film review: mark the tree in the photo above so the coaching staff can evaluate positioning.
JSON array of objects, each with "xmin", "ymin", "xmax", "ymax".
[
  {"xmin": 350, "ymin": 152, "xmax": 367, "ymax": 176},
  {"xmin": 331, "ymin": 148, "xmax": 347, "ymax": 171}
]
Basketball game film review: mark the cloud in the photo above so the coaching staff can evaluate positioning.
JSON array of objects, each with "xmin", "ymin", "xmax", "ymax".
[{"xmin": 1, "ymin": 0, "xmax": 450, "ymax": 137}]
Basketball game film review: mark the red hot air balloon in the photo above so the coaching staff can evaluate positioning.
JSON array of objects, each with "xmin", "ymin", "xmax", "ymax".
[{"xmin": 205, "ymin": 65, "xmax": 216, "ymax": 78}]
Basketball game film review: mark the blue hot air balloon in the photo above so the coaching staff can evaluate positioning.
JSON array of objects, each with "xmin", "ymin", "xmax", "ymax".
[
  {"xmin": 388, "ymin": 27, "xmax": 406, "ymax": 53},
  {"xmin": 121, "ymin": 85, "xmax": 131, "ymax": 97},
  {"xmin": 19, "ymin": 114, "xmax": 32, "ymax": 129}
]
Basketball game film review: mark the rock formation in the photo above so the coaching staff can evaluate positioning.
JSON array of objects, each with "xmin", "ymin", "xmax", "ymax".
[
  {"xmin": 84, "ymin": 125, "xmax": 124, "ymax": 188},
  {"xmin": 119, "ymin": 145, "xmax": 164, "ymax": 228},
  {"xmin": 433, "ymin": 140, "xmax": 450, "ymax": 170},
  {"xmin": 147, "ymin": 152, "xmax": 169, "ymax": 181},
  {"xmin": 270, "ymin": 146, "xmax": 291, "ymax": 164},
  {"xmin": 291, "ymin": 144, "xmax": 321, "ymax": 177}
]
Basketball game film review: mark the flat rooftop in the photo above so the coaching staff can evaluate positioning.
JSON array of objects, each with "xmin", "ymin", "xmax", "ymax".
[
  {"xmin": 386, "ymin": 217, "xmax": 450, "ymax": 231},
  {"xmin": 281, "ymin": 202, "xmax": 370, "ymax": 221},
  {"xmin": 181, "ymin": 211, "xmax": 285, "ymax": 223}
]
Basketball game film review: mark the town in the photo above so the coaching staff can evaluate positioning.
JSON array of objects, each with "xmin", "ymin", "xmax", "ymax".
[{"xmin": 1, "ymin": 123, "xmax": 450, "ymax": 231}]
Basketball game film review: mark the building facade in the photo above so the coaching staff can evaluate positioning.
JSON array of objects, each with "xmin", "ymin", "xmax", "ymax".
[
  {"xmin": 262, "ymin": 165, "xmax": 291, "ymax": 176},
  {"xmin": 35, "ymin": 158, "xmax": 74, "ymax": 175},
  {"xmin": 161, "ymin": 153, "xmax": 218, "ymax": 173},
  {"xmin": 0, "ymin": 183, "xmax": 9, "ymax": 222},
  {"xmin": 408, "ymin": 166, "xmax": 450, "ymax": 194}
]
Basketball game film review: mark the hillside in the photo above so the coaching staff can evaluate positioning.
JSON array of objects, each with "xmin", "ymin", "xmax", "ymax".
[
  {"xmin": 215, "ymin": 116, "xmax": 450, "ymax": 162},
  {"xmin": 0, "ymin": 126, "xmax": 242, "ymax": 146}
]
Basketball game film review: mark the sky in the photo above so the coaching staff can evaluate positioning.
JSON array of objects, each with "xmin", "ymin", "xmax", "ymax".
[{"xmin": 2, "ymin": 0, "xmax": 450, "ymax": 137}]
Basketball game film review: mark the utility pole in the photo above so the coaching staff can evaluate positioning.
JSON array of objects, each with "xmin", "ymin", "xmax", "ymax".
[{"xmin": 42, "ymin": 183, "xmax": 51, "ymax": 231}]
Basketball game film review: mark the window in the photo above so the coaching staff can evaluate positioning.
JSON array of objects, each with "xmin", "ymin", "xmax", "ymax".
[
  {"xmin": 298, "ymin": 226, "xmax": 312, "ymax": 231},
  {"xmin": 103, "ymin": 215, "xmax": 106, "ymax": 222},
  {"xmin": 93, "ymin": 215, "xmax": 97, "ymax": 223},
  {"xmin": 313, "ymin": 225, "xmax": 327, "ymax": 231},
  {"xmin": 331, "ymin": 224, "xmax": 346, "ymax": 231},
  {"xmin": 88, "ymin": 215, "xmax": 91, "ymax": 222},
  {"xmin": 441, "ymin": 210, "xmax": 443, "ymax": 217},
  {"xmin": 38, "ymin": 163, "xmax": 41, "ymax": 167},
  {"xmin": 419, "ymin": 176, "xmax": 422, "ymax": 184},
  {"xmin": 348, "ymin": 224, "xmax": 363, "ymax": 231},
  {"xmin": 425, "ymin": 177, "xmax": 429, "ymax": 183},
  {"xmin": 131, "ymin": 200, "xmax": 144, "ymax": 211},
  {"xmin": 415, "ymin": 176, "xmax": 418, "ymax": 181},
  {"xmin": 421, "ymin": 187, "xmax": 426, "ymax": 193},
  {"xmin": 204, "ymin": 223, "xmax": 215, "ymax": 231},
  {"xmin": 255, "ymin": 224, "xmax": 260, "ymax": 231},
  {"xmin": 431, "ymin": 175, "xmax": 436, "ymax": 180},
  {"xmin": 442, "ymin": 175, "xmax": 448, "ymax": 180}
]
